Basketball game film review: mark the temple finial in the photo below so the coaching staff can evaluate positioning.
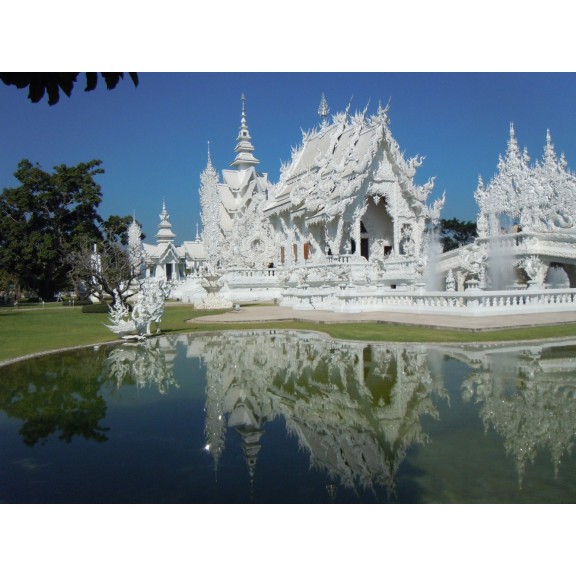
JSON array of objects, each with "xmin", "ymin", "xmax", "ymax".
[
  {"xmin": 240, "ymin": 94, "xmax": 247, "ymax": 130},
  {"xmin": 156, "ymin": 198, "xmax": 176, "ymax": 245},
  {"xmin": 318, "ymin": 92, "xmax": 330, "ymax": 124},
  {"xmin": 231, "ymin": 93, "xmax": 259, "ymax": 168}
]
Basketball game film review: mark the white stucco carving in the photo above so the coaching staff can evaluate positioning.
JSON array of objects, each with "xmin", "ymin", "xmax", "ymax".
[
  {"xmin": 106, "ymin": 279, "xmax": 171, "ymax": 338},
  {"xmin": 135, "ymin": 95, "xmax": 576, "ymax": 316}
]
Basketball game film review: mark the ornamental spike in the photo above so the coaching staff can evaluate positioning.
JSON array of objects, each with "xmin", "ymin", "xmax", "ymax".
[
  {"xmin": 318, "ymin": 92, "xmax": 330, "ymax": 123},
  {"xmin": 207, "ymin": 140, "xmax": 213, "ymax": 167}
]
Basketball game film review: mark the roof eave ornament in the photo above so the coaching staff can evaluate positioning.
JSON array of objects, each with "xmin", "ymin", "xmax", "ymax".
[
  {"xmin": 318, "ymin": 92, "xmax": 330, "ymax": 126},
  {"xmin": 377, "ymin": 98, "xmax": 391, "ymax": 124}
]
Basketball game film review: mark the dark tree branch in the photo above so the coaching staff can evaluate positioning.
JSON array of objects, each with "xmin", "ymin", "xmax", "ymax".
[{"xmin": 0, "ymin": 73, "xmax": 139, "ymax": 105}]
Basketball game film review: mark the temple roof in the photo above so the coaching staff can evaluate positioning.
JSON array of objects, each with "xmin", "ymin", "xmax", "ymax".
[
  {"xmin": 143, "ymin": 241, "xmax": 184, "ymax": 260},
  {"xmin": 182, "ymin": 240, "xmax": 206, "ymax": 259},
  {"xmin": 264, "ymin": 103, "xmax": 440, "ymax": 225},
  {"xmin": 264, "ymin": 111, "xmax": 384, "ymax": 221}
]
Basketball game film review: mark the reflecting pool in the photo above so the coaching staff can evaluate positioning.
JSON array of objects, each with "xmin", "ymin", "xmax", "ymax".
[{"xmin": 1, "ymin": 330, "xmax": 576, "ymax": 503}]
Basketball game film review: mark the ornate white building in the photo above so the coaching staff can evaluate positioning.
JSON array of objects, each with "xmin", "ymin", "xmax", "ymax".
[
  {"xmin": 438, "ymin": 124, "xmax": 576, "ymax": 292},
  {"xmin": 142, "ymin": 95, "xmax": 576, "ymax": 315}
]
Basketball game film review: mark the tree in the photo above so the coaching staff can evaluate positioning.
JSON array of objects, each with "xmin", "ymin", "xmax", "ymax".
[
  {"xmin": 101, "ymin": 214, "xmax": 145, "ymax": 245},
  {"xmin": 0, "ymin": 269, "xmax": 19, "ymax": 302},
  {"xmin": 0, "ymin": 159, "xmax": 106, "ymax": 299},
  {"xmin": 439, "ymin": 218, "xmax": 477, "ymax": 252},
  {"xmin": 0, "ymin": 73, "xmax": 139, "ymax": 106},
  {"xmin": 67, "ymin": 223, "xmax": 146, "ymax": 306}
]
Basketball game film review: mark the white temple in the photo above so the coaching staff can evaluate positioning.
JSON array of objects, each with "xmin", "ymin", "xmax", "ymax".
[{"xmin": 142, "ymin": 95, "xmax": 576, "ymax": 315}]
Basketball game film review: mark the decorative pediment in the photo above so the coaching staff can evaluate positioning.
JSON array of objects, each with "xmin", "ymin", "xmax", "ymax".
[{"xmin": 267, "ymin": 103, "xmax": 440, "ymax": 232}]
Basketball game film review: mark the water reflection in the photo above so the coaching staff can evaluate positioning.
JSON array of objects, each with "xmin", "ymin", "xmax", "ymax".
[
  {"xmin": 455, "ymin": 343, "xmax": 576, "ymax": 488},
  {"xmin": 168, "ymin": 332, "xmax": 576, "ymax": 497},
  {"xmin": 2, "ymin": 332, "xmax": 576, "ymax": 502},
  {"xmin": 197, "ymin": 331, "xmax": 448, "ymax": 497},
  {"xmin": 105, "ymin": 341, "xmax": 178, "ymax": 393},
  {"xmin": 0, "ymin": 348, "xmax": 110, "ymax": 446}
]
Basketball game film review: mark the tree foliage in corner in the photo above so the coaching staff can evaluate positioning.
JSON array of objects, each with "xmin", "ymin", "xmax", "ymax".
[
  {"xmin": 0, "ymin": 73, "xmax": 139, "ymax": 105},
  {"xmin": 439, "ymin": 218, "xmax": 477, "ymax": 252},
  {"xmin": 0, "ymin": 159, "xmax": 133, "ymax": 300}
]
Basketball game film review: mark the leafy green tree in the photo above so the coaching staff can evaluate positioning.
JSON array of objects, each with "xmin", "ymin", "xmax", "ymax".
[
  {"xmin": 0, "ymin": 269, "xmax": 19, "ymax": 302},
  {"xmin": 439, "ymin": 218, "xmax": 477, "ymax": 252},
  {"xmin": 101, "ymin": 214, "xmax": 145, "ymax": 245},
  {"xmin": 0, "ymin": 159, "xmax": 106, "ymax": 300},
  {"xmin": 0, "ymin": 72, "xmax": 138, "ymax": 106}
]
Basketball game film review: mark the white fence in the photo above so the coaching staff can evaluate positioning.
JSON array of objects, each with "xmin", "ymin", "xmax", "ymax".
[{"xmin": 283, "ymin": 287, "xmax": 576, "ymax": 315}]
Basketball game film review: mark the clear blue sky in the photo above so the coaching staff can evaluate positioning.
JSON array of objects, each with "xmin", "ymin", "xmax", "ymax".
[{"xmin": 2, "ymin": 72, "xmax": 576, "ymax": 243}]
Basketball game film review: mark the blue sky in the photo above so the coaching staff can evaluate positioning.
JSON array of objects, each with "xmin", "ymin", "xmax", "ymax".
[{"xmin": 2, "ymin": 72, "xmax": 576, "ymax": 243}]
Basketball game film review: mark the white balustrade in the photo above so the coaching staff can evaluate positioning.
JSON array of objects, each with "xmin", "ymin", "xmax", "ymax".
[{"xmin": 284, "ymin": 286, "xmax": 576, "ymax": 315}]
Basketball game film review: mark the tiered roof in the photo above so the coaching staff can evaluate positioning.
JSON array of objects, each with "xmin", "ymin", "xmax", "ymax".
[{"xmin": 264, "ymin": 99, "xmax": 441, "ymax": 225}]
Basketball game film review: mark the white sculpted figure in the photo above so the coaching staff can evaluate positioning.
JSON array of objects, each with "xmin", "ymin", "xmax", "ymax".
[
  {"xmin": 445, "ymin": 269, "xmax": 456, "ymax": 291},
  {"xmin": 518, "ymin": 255, "xmax": 543, "ymax": 285},
  {"xmin": 105, "ymin": 293, "xmax": 136, "ymax": 336},
  {"xmin": 106, "ymin": 279, "xmax": 169, "ymax": 338}
]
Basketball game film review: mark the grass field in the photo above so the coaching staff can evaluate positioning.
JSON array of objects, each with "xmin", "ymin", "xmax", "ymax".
[{"xmin": 2, "ymin": 302, "xmax": 576, "ymax": 364}]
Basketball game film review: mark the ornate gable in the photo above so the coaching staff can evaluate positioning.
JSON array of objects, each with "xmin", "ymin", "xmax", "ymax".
[{"xmin": 266, "ymin": 102, "xmax": 441, "ymax": 226}]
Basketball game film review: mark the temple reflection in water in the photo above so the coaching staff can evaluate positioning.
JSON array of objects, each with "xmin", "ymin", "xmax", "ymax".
[
  {"xmin": 103, "ymin": 331, "xmax": 576, "ymax": 498},
  {"xmin": 454, "ymin": 342, "xmax": 576, "ymax": 488},
  {"xmin": 3, "ymin": 330, "xmax": 575, "ymax": 502}
]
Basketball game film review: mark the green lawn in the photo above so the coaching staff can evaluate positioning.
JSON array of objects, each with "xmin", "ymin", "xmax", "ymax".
[
  {"xmin": 0, "ymin": 304, "xmax": 222, "ymax": 363},
  {"xmin": 2, "ymin": 303, "xmax": 576, "ymax": 364}
]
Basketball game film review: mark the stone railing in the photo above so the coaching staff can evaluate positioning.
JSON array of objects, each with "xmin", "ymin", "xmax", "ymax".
[
  {"xmin": 222, "ymin": 268, "xmax": 283, "ymax": 301},
  {"xmin": 438, "ymin": 230, "xmax": 576, "ymax": 277},
  {"xmin": 226, "ymin": 267, "xmax": 279, "ymax": 278},
  {"xmin": 282, "ymin": 286, "xmax": 576, "ymax": 315},
  {"xmin": 338, "ymin": 287, "xmax": 576, "ymax": 315},
  {"xmin": 325, "ymin": 254, "xmax": 352, "ymax": 264}
]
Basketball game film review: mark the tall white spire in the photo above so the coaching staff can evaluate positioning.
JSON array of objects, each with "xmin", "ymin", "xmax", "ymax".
[
  {"xmin": 200, "ymin": 143, "xmax": 222, "ymax": 268},
  {"xmin": 231, "ymin": 94, "xmax": 260, "ymax": 169}
]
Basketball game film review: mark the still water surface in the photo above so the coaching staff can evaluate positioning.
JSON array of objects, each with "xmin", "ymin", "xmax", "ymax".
[{"xmin": 1, "ymin": 330, "xmax": 576, "ymax": 503}]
